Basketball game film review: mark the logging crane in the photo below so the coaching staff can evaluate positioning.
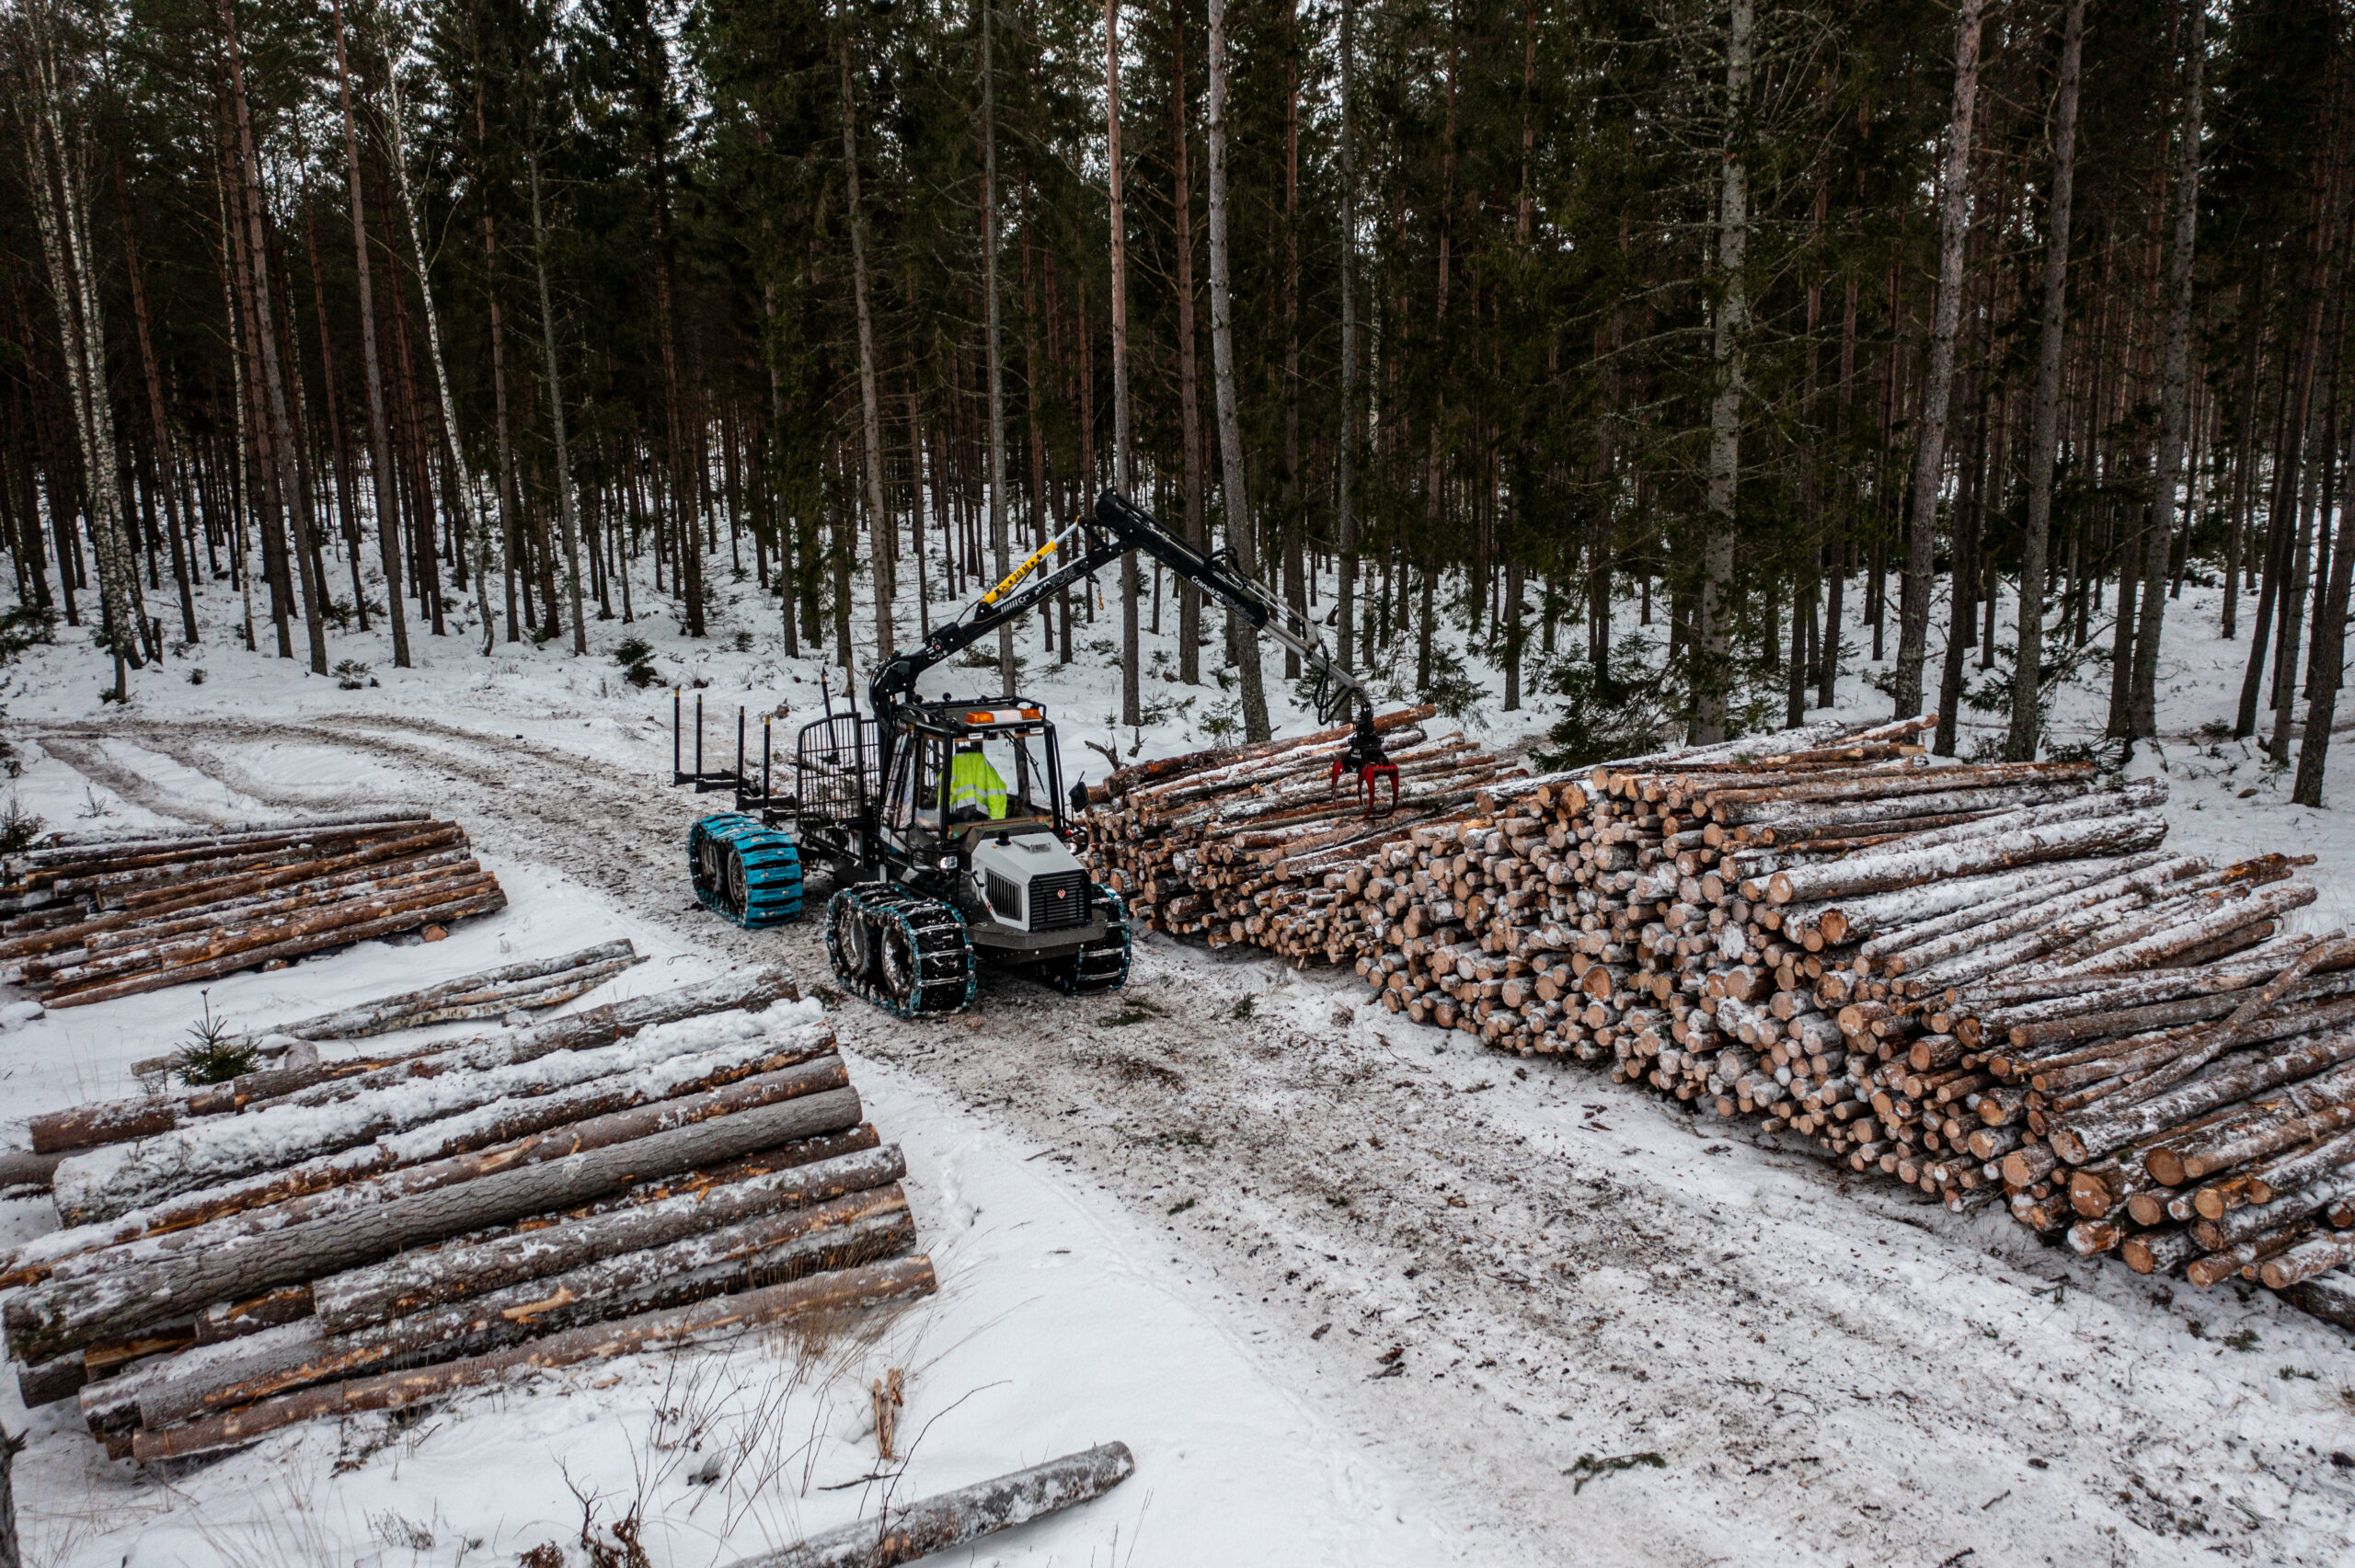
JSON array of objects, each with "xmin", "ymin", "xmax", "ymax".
[{"xmin": 682, "ymin": 488, "xmax": 1396, "ymax": 1017}]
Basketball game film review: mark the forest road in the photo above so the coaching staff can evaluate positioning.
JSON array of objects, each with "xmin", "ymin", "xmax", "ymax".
[{"xmin": 25, "ymin": 709, "xmax": 2354, "ymax": 1568}]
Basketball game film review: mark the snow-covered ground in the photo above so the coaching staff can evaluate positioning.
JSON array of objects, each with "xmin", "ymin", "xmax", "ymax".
[{"xmin": 1, "ymin": 544, "xmax": 2351, "ymax": 1566}]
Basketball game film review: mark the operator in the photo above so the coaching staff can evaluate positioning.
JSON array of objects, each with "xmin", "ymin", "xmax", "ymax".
[{"xmin": 947, "ymin": 738, "xmax": 1008, "ymax": 823}]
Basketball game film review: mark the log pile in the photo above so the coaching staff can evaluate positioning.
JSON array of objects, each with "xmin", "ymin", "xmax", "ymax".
[
  {"xmin": 0, "ymin": 814, "xmax": 509, "ymax": 1007},
  {"xmin": 1935, "ymin": 934, "xmax": 2355, "ymax": 1296},
  {"xmin": 0, "ymin": 969, "xmax": 937, "ymax": 1459},
  {"xmin": 1082, "ymin": 704, "xmax": 1532, "ymax": 960},
  {"xmin": 1080, "ymin": 714, "xmax": 2355, "ymax": 1329}
]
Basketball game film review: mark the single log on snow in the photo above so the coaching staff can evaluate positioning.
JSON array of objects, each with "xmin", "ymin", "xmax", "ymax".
[
  {"xmin": 721, "ymin": 1442, "xmax": 1136, "ymax": 1568},
  {"xmin": 129, "ymin": 1254, "xmax": 937, "ymax": 1462}
]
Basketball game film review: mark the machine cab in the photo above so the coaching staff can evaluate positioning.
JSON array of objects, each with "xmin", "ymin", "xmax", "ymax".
[{"xmin": 879, "ymin": 699, "xmax": 1069, "ymax": 858}]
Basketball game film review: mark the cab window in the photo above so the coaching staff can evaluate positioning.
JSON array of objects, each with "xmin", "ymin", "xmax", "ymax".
[{"xmin": 944, "ymin": 731, "xmax": 1049, "ymax": 825}]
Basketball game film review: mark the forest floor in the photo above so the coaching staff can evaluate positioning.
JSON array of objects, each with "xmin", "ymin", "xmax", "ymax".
[{"xmin": 0, "ymin": 555, "xmax": 2350, "ymax": 1566}]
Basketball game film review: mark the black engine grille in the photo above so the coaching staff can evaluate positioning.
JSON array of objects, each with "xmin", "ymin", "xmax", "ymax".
[
  {"xmin": 985, "ymin": 871, "xmax": 1023, "ymax": 921},
  {"xmin": 1028, "ymin": 870, "xmax": 1090, "ymax": 931}
]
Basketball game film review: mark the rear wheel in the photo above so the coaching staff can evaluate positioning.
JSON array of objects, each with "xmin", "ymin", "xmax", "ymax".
[{"xmin": 688, "ymin": 814, "xmax": 804, "ymax": 928}]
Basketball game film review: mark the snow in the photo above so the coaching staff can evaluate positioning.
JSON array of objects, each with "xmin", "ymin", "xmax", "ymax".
[{"xmin": 0, "ymin": 543, "xmax": 2350, "ymax": 1563}]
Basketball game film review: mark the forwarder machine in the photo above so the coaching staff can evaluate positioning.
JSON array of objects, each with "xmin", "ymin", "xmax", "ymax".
[{"xmin": 683, "ymin": 487, "xmax": 1398, "ymax": 1018}]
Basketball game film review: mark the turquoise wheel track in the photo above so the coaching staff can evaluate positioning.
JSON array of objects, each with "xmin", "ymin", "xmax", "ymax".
[
  {"xmin": 826, "ymin": 882, "xmax": 978, "ymax": 1017},
  {"xmin": 1047, "ymin": 884, "xmax": 1131, "ymax": 995},
  {"xmin": 689, "ymin": 814, "xmax": 805, "ymax": 928}
]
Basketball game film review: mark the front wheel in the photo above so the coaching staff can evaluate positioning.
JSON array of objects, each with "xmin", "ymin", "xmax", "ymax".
[
  {"xmin": 1042, "ymin": 884, "xmax": 1131, "ymax": 996},
  {"xmin": 826, "ymin": 884, "xmax": 977, "ymax": 1018}
]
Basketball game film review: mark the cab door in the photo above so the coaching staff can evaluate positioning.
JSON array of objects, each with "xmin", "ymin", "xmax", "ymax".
[{"xmin": 882, "ymin": 730, "xmax": 945, "ymax": 852}]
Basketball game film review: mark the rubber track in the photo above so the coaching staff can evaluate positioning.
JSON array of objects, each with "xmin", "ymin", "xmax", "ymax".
[
  {"xmin": 826, "ymin": 882, "xmax": 977, "ymax": 1017},
  {"xmin": 1048, "ymin": 885, "xmax": 1132, "ymax": 996},
  {"xmin": 688, "ymin": 814, "xmax": 805, "ymax": 928}
]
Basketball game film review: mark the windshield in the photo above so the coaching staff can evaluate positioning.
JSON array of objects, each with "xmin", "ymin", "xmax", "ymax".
[{"xmin": 943, "ymin": 730, "xmax": 1052, "ymax": 825}]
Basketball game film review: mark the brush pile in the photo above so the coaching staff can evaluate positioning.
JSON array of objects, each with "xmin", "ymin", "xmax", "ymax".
[
  {"xmin": 2, "ymin": 970, "xmax": 936, "ymax": 1460},
  {"xmin": 1081, "ymin": 713, "xmax": 2355, "ymax": 1329},
  {"xmin": 0, "ymin": 813, "xmax": 508, "ymax": 1007}
]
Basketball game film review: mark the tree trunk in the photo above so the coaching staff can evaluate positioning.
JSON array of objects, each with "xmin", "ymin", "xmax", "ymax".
[
  {"xmin": 1696, "ymin": 0, "xmax": 1752, "ymax": 744},
  {"xmin": 839, "ymin": 17, "xmax": 895, "ymax": 677},
  {"xmin": 479, "ymin": 192, "xmax": 523, "ymax": 644},
  {"xmin": 1893, "ymin": 0, "xmax": 1983, "ymax": 719},
  {"xmin": 19, "ymin": 0, "xmax": 144, "ymax": 688},
  {"xmin": 1108, "ymin": 0, "xmax": 1140, "ymax": 725},
  {"xmin": 225, "ymin": 5, "xmax": 333, "ymax": 673},
  {"xmin": 2005, "ymin": 0, "xmax": 2084, "ymax": 758},
  {"xmin": 119, "ymin": 179, "xmax": 200, "ymax": 646},
  {"xmin": 1204, "ymin": 0, "xmax": 1269, "ymax": 742},
  {"xmin": 385, "ymin": 63, "xmax": 496, "ymax": 655},
  {"xmin": 525, "ymin": 144, "xmax": 589, "ymax": 654},
  {"xmin": 2128, "ymin": 3, "xmax": 2205, "ymax": 739},
  {"xmin": 2294, "ymin": 359, "xmax": 2353, "ymax": 806},
  {"xmin": 1335, "ymin": 0, "xmax": 1358, "ymax": 676},
  {"xmin": 1171, "ymin": 3, "xmax": 1207, "ymax": 689},
  {"xmin": 330, "ymin": 0, "xmax": 409, "ymax": 667},
  {"xmin": 981, "ymin": 0, "xmax": 1013, "ymax": 696},
  {"xmin": 2236, "ymin": 189, "xmax": 2330, "ymax": 738}
]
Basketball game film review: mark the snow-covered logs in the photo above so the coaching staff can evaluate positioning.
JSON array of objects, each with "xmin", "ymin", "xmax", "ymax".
[
  {"xmin": 1936, "ymin": 936, "xmax": 2355, "ymax": 1294},
  {"xmin": 0, "ymin": 972, "xmax": 936, "ymax": 1459},
  {"xmin": 1080, "ymin": 716, "xmax": 2354, "ymax": 1330},
  {"xmin": 0, "ymin": 814, "xmax": 510, "ymax": 1006}
]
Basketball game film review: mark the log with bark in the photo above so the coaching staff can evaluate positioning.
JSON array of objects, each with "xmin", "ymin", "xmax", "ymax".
[
  {"xmin": 1083, "ymin": 715, "xmax": 2354, "ymax": 1332},
  {"xmin": 22, "ymin": 966, "xmax": 794, "ymax": 1162},
  {"xmin": 0, "ymin": 818, "xmax": 510, "ymax": 1006},
  {"xmin": 128, "ymin": 1254, "xmax": 937, "ymax": 1462},
  {"xmin": 266, "ymin": 940, "xmax": 645, "ymax": 1039},
  {"xmin": 6, "ymin": 1068, "xmax": 864, "ymax": 1361},
  {"xmin": 723, "ymin": 1441, "xmax": 1137, "ymax": 1568},
  {"xmin": 4, "ymin": 990, "xmax": 949, "ymax": 1461}
]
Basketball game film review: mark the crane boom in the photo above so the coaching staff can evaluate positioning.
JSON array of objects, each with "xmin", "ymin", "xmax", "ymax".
[{"xmin": 871, "ymin": 488, "xmax": 1371, "ymax": 728}]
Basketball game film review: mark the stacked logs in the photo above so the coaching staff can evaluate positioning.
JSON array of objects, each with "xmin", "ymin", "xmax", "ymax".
[
  {"xmin": 1082, "ymin": 704, "xmax": 1534, "ymax": 960},
  {"xmin": 0, "ymin": 814, "xmax": 508, "ymax": 1007},
  {"xmin": 2, "ymin": 969, "xmax": 936, "ymax": 1459},
  {"xmin": 1934, "ymin": 935, "xmax": 2355, "ymax": 1310},
  {"xmin": 119, "ymin": 941, "xmax": 651, "ymax": 1084},
  {"xmin": 1081, "ymin": 715, "xmax": 2355, "ymax": 1328}
]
